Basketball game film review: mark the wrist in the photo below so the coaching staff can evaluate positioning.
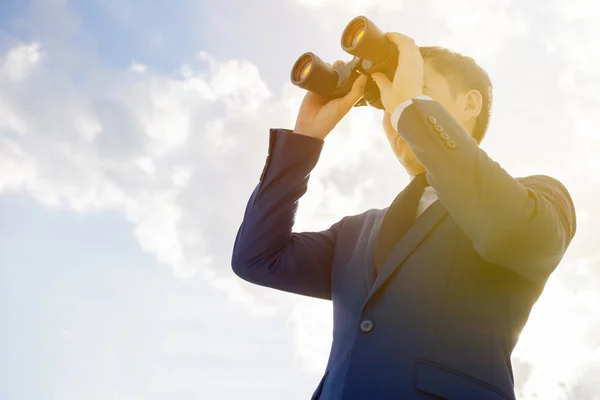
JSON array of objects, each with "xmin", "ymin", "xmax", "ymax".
[
  {"xmin": 390, "ymin": 94, "xmax": 433, "ymax": 131},
  {"xmin": 292, "ymin": 129, "xmax": 326, "ymax": 141},
  {"xmin": 390, "ymin": 91, "xmax": 424, "ymax": 112}
]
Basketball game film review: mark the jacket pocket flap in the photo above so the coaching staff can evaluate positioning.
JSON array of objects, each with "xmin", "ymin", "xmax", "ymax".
[{"xmin": 414, "ymin": 359, "xmax": 510, "ymax": 400}]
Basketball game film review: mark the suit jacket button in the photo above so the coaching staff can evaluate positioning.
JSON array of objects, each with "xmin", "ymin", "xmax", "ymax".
[
  {"xmin": 446, "ymin": 140, "xmax": 457, "ymax": 149},
  {"xmin": 433, "ymin": 124, "xmax": 443, "ymax": 133},
  {"xmin": 439, "ymin": 132, "xmax": 450, "ymax": 141},
  {"xmin": 360, "ymin": 319, "xmax": 374, "ymax": 333},
  {"xmin": 427, "ymin": 115, "xmax": 437, "ymax": 125}
]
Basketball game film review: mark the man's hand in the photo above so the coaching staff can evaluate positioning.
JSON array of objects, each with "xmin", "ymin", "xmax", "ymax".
[
  {"xmin": 371, "ymin": 32, "xmax": 424, "ymax": 114},
  {"xmin": 293, "ymin": 60, "xmax": 368, "ymax": 141}
]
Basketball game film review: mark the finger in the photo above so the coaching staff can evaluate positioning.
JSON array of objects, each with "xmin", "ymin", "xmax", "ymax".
[
  {"xmin": 382, "ymin": 111, "xmax": 395, "ymax": 132},
  {"xmin": 328, "ymin": 60, "xmax": 345, "ymax": 72},
  {"xmin": 385, "ymin": 32, "xmax": 422, "ymax": 67},
  {"xmin": 338, "ymin": 75, "xmax": 368, "ymax": 113},
  {"xmin": 384, "ymin": 32, "xmax": 415, "ymax": 47},
  {"xmin": 381, "ymin": 111, "xmax": 397, "ymax": 137},
  {"xmin": 382, "ymin": 111, "xmax": 391, "ymax": 126},
  {"xmin": 371, "ymin": 72, "xmax": 391, "ymax": 89}
]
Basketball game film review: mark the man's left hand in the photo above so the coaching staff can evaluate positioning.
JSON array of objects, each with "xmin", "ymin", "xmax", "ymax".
[{"xmin": 371, "ymin": 32, "xmax": 424, "ymax": 114}]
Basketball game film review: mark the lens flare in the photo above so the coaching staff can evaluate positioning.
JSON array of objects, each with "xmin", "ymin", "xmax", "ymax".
[
  {"xmin": 353, "ymin": 27, "xmax": 365, "ymax": 46},
  {"xmin": 301, "ymin": 62, "xmax": 312, "ymax": 79}
]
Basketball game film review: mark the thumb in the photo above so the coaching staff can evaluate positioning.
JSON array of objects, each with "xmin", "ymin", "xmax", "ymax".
[
  {"xmin": 371, "ymin": 72, "xmax": 391, "ymax": 89},
  {"xmin": 384, "ymin": 32, "xmax": 410, "ymax": 46},
  {"xmin": 382, "ymin": 111, "xmax": 394, "ymax": 132},
  {"xmin": 339, "ymin": 74, "xmax": 368, "ymax": 112},
  {"xmin": 350, "ymin": 74, "xmax": 368, "ymax": 96}
]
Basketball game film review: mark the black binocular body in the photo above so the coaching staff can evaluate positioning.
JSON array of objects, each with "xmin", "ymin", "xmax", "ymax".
[{"xmin": 290, "ymin": 16, "xmax": 398, "ymax": 110}]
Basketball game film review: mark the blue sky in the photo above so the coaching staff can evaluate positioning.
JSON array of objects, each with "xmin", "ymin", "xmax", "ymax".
[
  {"xmin": 1, "ymin": 0, "xmax": 600, "ymax": 399},
  {"xmin": 0, "ymin": 192, "xmax": 313, "ymax": 399}
]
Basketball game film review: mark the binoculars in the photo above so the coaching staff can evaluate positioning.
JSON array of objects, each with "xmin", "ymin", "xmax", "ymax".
[{"xmin": 290, "ymin": 16, "xmax": 398, "ymax": 110}]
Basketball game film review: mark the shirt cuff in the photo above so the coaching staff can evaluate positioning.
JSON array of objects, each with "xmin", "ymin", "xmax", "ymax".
[{"xmin": 390, "ymin": 95, "xmax": 433, "ymax": 132}]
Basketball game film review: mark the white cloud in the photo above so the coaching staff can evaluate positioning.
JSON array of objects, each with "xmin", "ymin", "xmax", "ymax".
[
  {"xmin": 0, "ymin": 135, "xmax": 37, "ymax": 191},
  {"xmin": 295, "ymin": 0, "xmax": 406, "ymax": 13},
  {"xmin": 428, "ymin": 0, "xmax": 529, "ymax": 58},
  {"xmin": 129, "ymin": 61, "xmax": 147, "ymax": 74},
  {"xmin": 514, "ymin": 257, "xmax": 600, "ymax": 398},
  {"xmin": 0, "ymin": 39, "xmax": 301, "ymax": 318},
  {"xmin": 0, "ymin": 42, "xmax": 43, "ymax": 82},
  {"xmin": 0, "ymin": 97, "xmax": 29, "ymax": 134},
  {"xmin": 290, "ymin": 297, "xmax": 333, "ymax": 374}
]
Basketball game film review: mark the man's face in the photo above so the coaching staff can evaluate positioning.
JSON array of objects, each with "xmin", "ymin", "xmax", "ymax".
[{"xmin": 382, "ymin": 62, "xmax": 470, "ymax": 176}]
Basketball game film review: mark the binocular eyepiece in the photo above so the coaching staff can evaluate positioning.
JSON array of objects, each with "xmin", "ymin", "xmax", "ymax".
[{"xmin": 290, "ymin": 16, "xmax": 398, "ymax": 110}]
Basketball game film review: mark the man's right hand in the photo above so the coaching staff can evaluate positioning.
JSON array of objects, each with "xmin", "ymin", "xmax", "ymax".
[{"xmin": 293, "ymin": 60, "xmax": 368, "ymax": 141}]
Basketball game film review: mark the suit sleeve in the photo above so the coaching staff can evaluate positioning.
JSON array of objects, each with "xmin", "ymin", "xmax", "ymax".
[
  {"xmin": 395, "ymin": 98, "xmax": 577, "ymax": 285},
  {"xmin": 231, "ymin": 128, "xmax": 344, "ymax": 300}
]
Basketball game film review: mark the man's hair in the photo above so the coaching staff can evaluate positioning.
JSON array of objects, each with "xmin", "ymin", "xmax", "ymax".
[{"xmin": 419, "ymin": 46, "xmax": 493, "ymax": 145}]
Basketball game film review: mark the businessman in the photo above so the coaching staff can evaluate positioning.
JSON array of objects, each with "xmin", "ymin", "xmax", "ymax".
[{"xmin": 231, "ymin": 32, "xmax": 577, "ymax": 399}]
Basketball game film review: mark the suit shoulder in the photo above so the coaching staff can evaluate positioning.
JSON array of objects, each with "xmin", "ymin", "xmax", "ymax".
[
  {"xmin": 348, "ymin": 207, "xmax": 383, "ymax": 218},
  {"xmin": 342, "ymin": 208, "xmax": 382, "ymax": 226},
  {"xmin": 516, "ymin": 174, "xmax": 576, "ymax": 238},
  {"xmin": 516, "ymin": 174, "xmax": 573, "ymax": 199}
]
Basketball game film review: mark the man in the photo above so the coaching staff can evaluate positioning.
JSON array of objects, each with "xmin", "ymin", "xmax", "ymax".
[{"xmin": 231, "ymin": 32, "xmax": 577, "ymax": 400}]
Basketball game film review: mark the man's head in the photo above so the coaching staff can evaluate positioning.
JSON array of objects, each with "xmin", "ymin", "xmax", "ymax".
[{"xmin": 383, "ymin": 46, "xmax": 493, "ymax": 176}]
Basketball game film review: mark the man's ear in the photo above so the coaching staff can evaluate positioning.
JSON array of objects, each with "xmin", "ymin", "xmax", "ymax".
[{"xmin": 465, "ymin": 89, "xmax": 483, "ymax": 118}]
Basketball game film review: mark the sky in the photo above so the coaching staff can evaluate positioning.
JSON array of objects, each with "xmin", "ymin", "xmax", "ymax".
[{"xmin": 0, "ymin": 0, "xmax": 599, "ymax": 399}]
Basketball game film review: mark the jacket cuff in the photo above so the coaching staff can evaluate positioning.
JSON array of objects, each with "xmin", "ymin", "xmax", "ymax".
[
  {"xmin": 259, "ymin": 129, "xmax": 324, "ymax": 182},
  {"xmin": 390, "ymin": 95, "xmax": 433, "ymax": 131}
]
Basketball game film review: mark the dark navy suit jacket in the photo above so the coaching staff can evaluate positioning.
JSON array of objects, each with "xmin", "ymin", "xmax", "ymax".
[{"xmin": 231, "ymin": 98, "xmax": 577, "ymax": 399}]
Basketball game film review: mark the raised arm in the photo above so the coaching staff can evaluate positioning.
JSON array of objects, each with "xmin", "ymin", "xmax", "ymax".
[
  {"xmin": 394, "ymin": 98, "xmax": 577, "ymax": 284},
  {"xmin": 232, "ymin": 61, "xmax": 366, "ymax": 299},
  {"xmin": 370, "ymin": 32, "xmax": 577, "ymax": 285},
  {"xmin": 231, "ymin": 129, "xmax": 346, "ymax": 300}
]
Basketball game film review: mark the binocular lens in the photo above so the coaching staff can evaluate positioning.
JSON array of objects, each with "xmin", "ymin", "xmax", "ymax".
[
  {"xmin": 290, "ymin": 52, "xmax": 340, "ymax": 96},
  {"xmin": 292, "ymin": 54, "xmax": 313, "ymax": 83},
  {"xmin": 290, "ymin": 16, "xmax": 395, "ymax": 108},
  {"xmin": 343, "ymin": 20, "xmax": 366, "ymax": 49},
  {"xmin": 341, "ymin": 16, "xmax": 397, "ymax": 64}
]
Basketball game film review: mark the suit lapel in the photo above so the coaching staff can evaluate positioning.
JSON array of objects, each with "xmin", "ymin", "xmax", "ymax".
[
  {"xmin": 364, "ymin": 211, "xmax": 385, "ymax": 290},
  {"xmin": 365, "ymin": 199, "xmax": 448, "ymax": 302}
]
